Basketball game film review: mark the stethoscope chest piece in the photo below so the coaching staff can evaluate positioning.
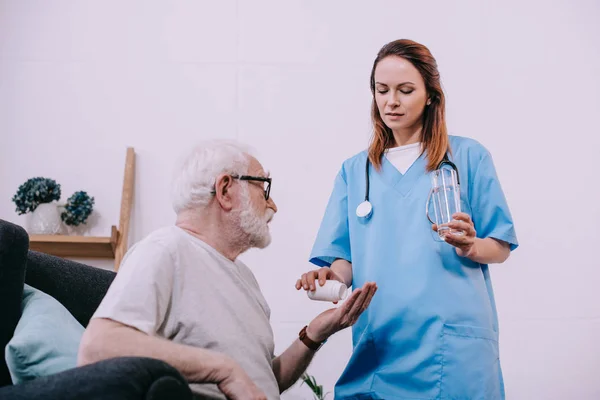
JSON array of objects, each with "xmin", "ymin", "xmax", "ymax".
[{"xmin": 356, "ymin": 200, "xmax": 373, "ymax": 219}]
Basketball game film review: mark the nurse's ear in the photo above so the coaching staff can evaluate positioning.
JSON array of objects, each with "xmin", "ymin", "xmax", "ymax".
[
  {"xmin": 213, "ymin": 173, "xmax": 236, "ymax": 211},
  {"xmin": 426, "ymin": 98, "xmax": 432, "ymax": 106}
]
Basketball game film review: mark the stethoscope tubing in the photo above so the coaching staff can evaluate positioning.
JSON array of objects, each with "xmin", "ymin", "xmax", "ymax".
[{"xmin": 357, "ymin": 152, "xmax": 460, "ymax": 220}]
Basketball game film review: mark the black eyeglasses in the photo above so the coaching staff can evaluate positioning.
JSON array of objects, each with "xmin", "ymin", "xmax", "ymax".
[
  {"xmin": 232, "ymin": 175, "xmax": 272, "ymax": 200},
  {"xmin": 211, "ymin": 175, "xmax": 272, "ymax": 200},
  {"xmin": 211, "ymin": 174, "xmax": 272, "ymax": 200}
]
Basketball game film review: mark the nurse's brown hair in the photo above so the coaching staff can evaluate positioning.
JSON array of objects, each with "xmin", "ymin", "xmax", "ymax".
[{"xmin": 368, "ymin": 39, "xmax": 449, "ymax": 172}]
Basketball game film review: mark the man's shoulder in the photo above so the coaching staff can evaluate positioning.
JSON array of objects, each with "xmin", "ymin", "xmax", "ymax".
[
  {"xmin": 137, "ymin": 226, "xmax": 183, "ymax": 249},
  {"xmin": 122, "ymin": 226, "xmax": 184, "ymax": 265}
]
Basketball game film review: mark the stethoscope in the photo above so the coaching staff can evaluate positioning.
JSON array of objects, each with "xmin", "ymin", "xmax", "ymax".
[{"xmin": 355, "ymin": 152, "xmax": 460, "ymax": 220}]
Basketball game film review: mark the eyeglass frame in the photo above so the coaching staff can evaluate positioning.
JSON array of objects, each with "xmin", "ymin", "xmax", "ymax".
[{"xmin": 211, "ymin": 174, "xmax": 272, "ymax": 200}]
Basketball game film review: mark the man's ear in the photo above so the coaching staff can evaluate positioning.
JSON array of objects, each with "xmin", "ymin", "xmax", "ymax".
[{"xmin": 213, "ymin": 174, "xmax": 235, "ymax": 211}]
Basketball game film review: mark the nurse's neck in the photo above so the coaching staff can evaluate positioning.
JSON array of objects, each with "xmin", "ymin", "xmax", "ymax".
[{"xmin": 391, "ymin": 126, "xmax": 422, "ymax": 147}]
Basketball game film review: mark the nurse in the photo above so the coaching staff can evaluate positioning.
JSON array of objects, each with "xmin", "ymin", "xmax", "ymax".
[{"xmin": 296, "ymin": 39, "xmax": 518, "ymax": 400}]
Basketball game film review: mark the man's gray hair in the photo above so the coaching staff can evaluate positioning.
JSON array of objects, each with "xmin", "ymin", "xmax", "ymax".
[{"xmin": 171, "ymin": 139, "xmax": 253, "ymax": 213}]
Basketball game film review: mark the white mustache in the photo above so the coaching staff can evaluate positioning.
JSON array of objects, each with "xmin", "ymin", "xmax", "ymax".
[{"xmin": 264, "ymin": 209, "xmax": 275, "ymax": 223}]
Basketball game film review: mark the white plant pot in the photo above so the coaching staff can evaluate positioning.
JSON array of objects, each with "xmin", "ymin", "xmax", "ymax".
[{"xmin": 28, "ymin": 202, "xmax": 65, "ymax": 235}]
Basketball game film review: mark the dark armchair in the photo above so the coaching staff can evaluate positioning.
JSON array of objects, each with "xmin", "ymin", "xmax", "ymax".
[{"xmin": 0, "ymin": 219, "xmax": 193, "ymax": 400}]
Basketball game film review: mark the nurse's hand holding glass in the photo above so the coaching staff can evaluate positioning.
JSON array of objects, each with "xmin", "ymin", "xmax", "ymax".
[
  {"xmin": 296, "ymin": 39, "xmax": 519, "ymax": 400},
  {"xmin": 434, "ymin": 212, "xmax": 476, "ymax": 258}
]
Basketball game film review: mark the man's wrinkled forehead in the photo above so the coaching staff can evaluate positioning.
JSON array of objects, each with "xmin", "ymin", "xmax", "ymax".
[{"xmin": 245, "ymin": 155, "xmax": 270, "ymax": 178}]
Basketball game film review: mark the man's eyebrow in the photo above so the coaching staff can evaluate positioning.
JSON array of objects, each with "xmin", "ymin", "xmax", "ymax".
[{"xmin": 250, "ymin": 170, "xmax": 269, "ymax": 178}]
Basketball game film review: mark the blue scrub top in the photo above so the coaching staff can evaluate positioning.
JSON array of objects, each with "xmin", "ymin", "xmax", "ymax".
[{"xmin": 309, "ymin": 136, "xmax": 518, "ymax": 400}]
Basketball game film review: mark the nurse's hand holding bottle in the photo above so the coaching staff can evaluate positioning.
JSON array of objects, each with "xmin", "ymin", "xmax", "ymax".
[{"xmin": 295, "ymin": 259, "xmax": 376, "ymax": 303}]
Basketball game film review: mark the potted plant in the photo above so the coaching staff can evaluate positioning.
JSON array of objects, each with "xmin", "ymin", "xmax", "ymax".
[
  {"xmin": 61, "ymin": 191, "xmax": 95, "ymax": 234},
  {"xmin": 301, "ymin": 373, "xmax": 330, "ymax": 400},
  {"xmin": 12, "ymin": 177, "xmax": 63, "ymax": 234}
]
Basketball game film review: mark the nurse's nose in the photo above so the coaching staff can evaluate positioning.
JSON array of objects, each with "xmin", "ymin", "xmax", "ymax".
[{"xmin": 389, "ymin": 91, "xmax": 401, "ymax": 107}]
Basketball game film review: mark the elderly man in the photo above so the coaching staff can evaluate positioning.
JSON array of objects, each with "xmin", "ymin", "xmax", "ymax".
[{"xmin": 78, "ymin": 140, "xmax": 377, "ymax": 400}]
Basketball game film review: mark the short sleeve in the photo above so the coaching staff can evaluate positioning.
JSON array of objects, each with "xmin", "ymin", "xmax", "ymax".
[
  {"xmin": 309, "ymin": 166, "xmax": 352, "ymax": 267},
  {"xmin": 92, "ymin": 240, "xmax": 176, "ymax": 335},
  {"xmin": 469, "ymin": 150, "xmax": 519, "ymax": 251}
]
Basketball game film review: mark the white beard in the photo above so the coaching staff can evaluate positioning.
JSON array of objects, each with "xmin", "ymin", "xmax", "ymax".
[{"xmin": 237, "ymin": 186, "xmax": 274, "ymax": 249}]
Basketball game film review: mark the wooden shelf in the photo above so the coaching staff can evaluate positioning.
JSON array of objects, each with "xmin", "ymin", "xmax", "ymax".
[
  {"xmin": 26, "ymin": 146, "xmax": 135, "ymax": 270},
  {"xmin": 30, "ymin": 226, "xmax": 118, "ymax": 259}
]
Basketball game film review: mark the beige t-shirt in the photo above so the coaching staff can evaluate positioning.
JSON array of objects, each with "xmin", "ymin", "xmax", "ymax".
[{"xmin": 92, "ymin": 226, "xmax": 279, "ymax": 399}]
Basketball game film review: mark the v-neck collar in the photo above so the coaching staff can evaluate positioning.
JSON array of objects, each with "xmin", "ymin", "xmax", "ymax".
[{"xmin": 378, "ymin": 150, "xmax": 428, "ymax": 197}]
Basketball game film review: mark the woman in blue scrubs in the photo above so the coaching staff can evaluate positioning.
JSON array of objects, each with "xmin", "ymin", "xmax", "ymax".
[{"xmin": 296, "ymin": 39, "xmax": 518, "ymax": 400}]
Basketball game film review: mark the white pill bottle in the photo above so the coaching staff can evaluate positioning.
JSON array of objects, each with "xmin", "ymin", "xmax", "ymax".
[{"xmin": 307, "ymin": 280, "xmax": 348, "ymax": 302}]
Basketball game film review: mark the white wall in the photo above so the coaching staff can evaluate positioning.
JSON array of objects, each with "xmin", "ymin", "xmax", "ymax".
[{"xmin": 1, "ymin": 1, "xmax": 599, "ymax": 399}]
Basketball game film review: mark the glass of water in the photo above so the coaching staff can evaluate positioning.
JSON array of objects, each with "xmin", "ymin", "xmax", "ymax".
[{"xmin": 429, "ymin": 167, "xmax": 463, "ymax": 240}]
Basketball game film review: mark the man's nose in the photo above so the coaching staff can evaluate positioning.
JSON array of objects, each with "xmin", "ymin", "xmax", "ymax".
[{"xmin": 267, "ymin": 197, "xmax": 278, "ymax": 213}]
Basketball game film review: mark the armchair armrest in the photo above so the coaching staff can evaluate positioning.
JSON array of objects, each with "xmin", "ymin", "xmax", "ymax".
[{"xmin": 0, "ymin": 356, "xmax": 193, "ymax": 400}]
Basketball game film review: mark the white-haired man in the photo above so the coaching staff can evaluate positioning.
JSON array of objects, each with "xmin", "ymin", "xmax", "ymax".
[{"xmin": 78, "ymin": 140, "xmax": 377, "ymax": 400}]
